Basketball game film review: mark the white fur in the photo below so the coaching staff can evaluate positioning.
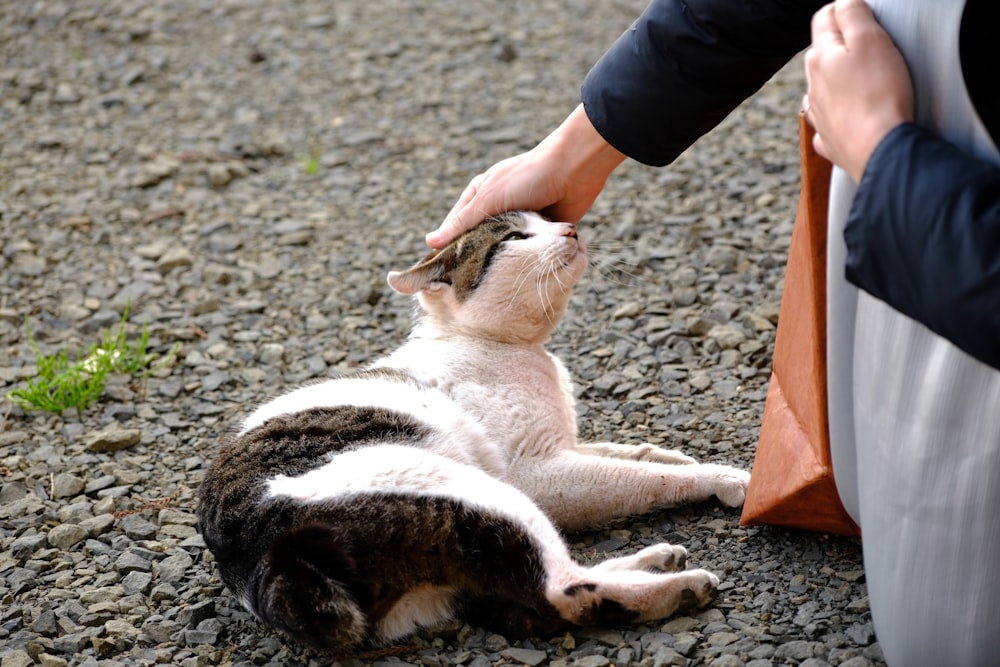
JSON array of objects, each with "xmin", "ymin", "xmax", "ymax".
[
  {"xmin": 242, "ymin": 376, "xmax": 507, "ymax": 477},
  {"xmin": 375, "ymin": 585, "xmax": 457, "ymax": 642}
]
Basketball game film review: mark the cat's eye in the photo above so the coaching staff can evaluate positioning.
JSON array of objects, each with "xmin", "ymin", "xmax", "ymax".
[{"xmin": 502, "ymin": 231, "xmax": 529, "ymax": 242}]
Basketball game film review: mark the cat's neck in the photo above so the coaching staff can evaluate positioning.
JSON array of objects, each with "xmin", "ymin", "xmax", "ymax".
[{"xmin": 410, "ymin": 312, "xmax": 556, "ymax": 347}]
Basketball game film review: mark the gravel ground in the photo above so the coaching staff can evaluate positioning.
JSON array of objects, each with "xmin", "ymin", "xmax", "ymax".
[{"xmin": 0, "ymin": 1, "xmax": 883, "ymax": 666}]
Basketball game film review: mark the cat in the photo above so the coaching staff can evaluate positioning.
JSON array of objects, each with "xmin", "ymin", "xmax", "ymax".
[{"xmin": 197, "ymin": 211, "xmax": 751, "ymax": 652}]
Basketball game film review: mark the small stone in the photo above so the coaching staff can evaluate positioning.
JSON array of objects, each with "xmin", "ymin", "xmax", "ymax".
[
  {"xmin": 481, "ymin": 633, "xmax": 509, "ymax": 652},
  {"xmin": 613, "ymin": 302, "xmax": 644, "ymax": 319},
  {"xmin": 155, "ymin": 551, "xmax": 194, "ymax": 583},
  {"xmin": 206, "ymin": 163, "xmax": 233, "ymax": 187},
  {"xmin": 115, "ymin": 551, "xmax": 152, "ymax": 573},
  {"xmin": 150, "ymin": 583, "xmax": 177, "ymax": 602},
  {"xmin": 118, "ymin": 514, "xmax": 158, "ymax": 540},
  {"xmin": 1, "ymin": 651, "xmax": 33, "ymax": 667},
  {"xmin": 84, "ymin": 424, "xmax": 142, "ymax": 453},
  {"xmin": 52, "ymin": 630, "xmax": 94, "ymax": 654},
  {"xmin": 0, "ymin": 480, "xmax": 30, "ymax": 503},
  {"xmin": 47, "ymin": 523, "xmax": 89, "ymax": 549},
  {"xmin": 709, "ymin": 656, "xmax": 745, "ymax": 667},
  {"xmin": 660, "ymin": 616, "xmax": 700, "ymax": 633},
  {"xmin": 11, "ymin": 532, "xmax": 47, "ymax": 558},
  {"xmin": 177, "ymin": 599, "xmax": 215, "ymax": 627},
  {"xmin": 141, "ymin": 618, "xmax": 182, "ymax": 644},
  {"xmin": 649, "ymin": 646, "xmax": 686, "ymax": 667},
  {"xmin": 52, "ymin": 83, "xmax": 81, "ymax": 104},
  {"xmin": 183, "ymin": 628, "xmax": 219, "ymax": 645},
  {"xmin": 258, "ymin": 343, "xmax": 285, "ymax": 365},
  {"xmin": 672, "ymin": 633, "xmax": 699, "ymax": 656},
  {"xmin": 838, "ymin": 658, "xmax": 874, "ymax": 667},
  {"xmin": 158, "ymin": 508, "xmax": 198, "ymax": 526},
  {"xmin": 30, "ymin": 609, "xmax": 59, "ymax": 636},
  {"xmin": 706, "ymin": 324, "xmax": 746, "ymax": 350},
  {"xmin": 157, "ymin": 246, "xmax": 194, "ymax": 272},
  {"xmin": 501, "ymin": 648, "xmax": 548, "ymax": 666},
  {"xmin": 689, "ymin": 373, "xmax": 712, "ymax": 392},
  {"xmin": 38, "ymin": 655, "xmax": 68, "ymax": 667},
  {"xmin": 84, "ymin": 475, "xmax": 117, "ymax": 494},
  {"xmin": 91, "ymin": 636, "xmax": 117, "ymax": 656},
  {"xmin": 51, "ymin": 473, "xmax": 86, "ymax": 499},
  {"xmin": 121, "ymin": 572, "xmax": 153, "ymax": 595},
  {"xmin": 573, "ymin": 657, "xmax": 611, "ymax": 667},
  {"xmin": 774, "ymin": 641, "xmax": 820, "ymax": 661},
  {"xmin": 80, "ymin": 514, "xmax": 115, "ymax": 537},
  {"xmin": 846, "ymin": 622, "xmax": 875, "ymax": 645},
  {"xmin": 104, "ymin": 619, "xmax": 138, "ymax": 636},
  {"xmin": 80, "ymin": 586, "xmax": 124, "ymax": 604},
  {"xmin": 708, "ymin": 631, "xmax": 739, "ymax": 647},
  {"xmin": 132, "ymin": 156, "xmax": 180, "ymax": 188}
]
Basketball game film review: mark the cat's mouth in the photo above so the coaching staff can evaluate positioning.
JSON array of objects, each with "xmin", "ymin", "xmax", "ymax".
[{"xmin": 558, "ymin": 233, "xmax": 587, "ymax": 270}]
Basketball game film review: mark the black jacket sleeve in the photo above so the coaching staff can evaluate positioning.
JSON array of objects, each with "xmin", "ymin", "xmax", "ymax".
[
  {"xmin": 581, "ymin": 0, "xmax": 824, "ymax": 166},
  {"xmin": 844, "ymin": 123, "xmax": 1000, "ymax": 370}
]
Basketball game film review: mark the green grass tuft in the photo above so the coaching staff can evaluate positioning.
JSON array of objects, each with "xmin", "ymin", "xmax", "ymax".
[{"xmin": 7, "ymin": 304, "xmax": 176, "ymax": 415}]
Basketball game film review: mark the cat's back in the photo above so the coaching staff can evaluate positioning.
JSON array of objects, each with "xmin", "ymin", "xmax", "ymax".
[{"xmin": 197, "ymin": 368, "xmax": 501, "ymax": 568}]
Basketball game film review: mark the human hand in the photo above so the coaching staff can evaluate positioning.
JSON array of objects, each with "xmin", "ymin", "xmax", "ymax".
[
  {"xmin": 803, "ymin": 0, "xmax": 914, "ymax": 183},
  {"xmin": 425, "ymin": 104, "xmax": 626, "ymax": 248}
]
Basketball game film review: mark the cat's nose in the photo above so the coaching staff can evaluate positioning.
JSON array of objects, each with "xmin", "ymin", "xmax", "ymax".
[{"xmin": 561, "ymin": 223, "xmax": 578, "ymax": 239}]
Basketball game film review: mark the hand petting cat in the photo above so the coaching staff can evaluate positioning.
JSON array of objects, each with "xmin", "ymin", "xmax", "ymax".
[{"xmin": 426, "ymin": 104, "xmax": 625, "ymax": 249}]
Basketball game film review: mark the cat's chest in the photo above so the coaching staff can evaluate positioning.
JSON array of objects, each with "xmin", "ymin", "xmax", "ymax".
[{"xmin": 376, "ymin": 338, "xmax": 578, "ymax": 446}]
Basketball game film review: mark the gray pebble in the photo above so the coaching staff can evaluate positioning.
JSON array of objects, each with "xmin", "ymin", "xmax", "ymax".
[
  {"xmin": 51, "ymin": 473, "xmax": 86, "ymax": 499},
  {"xmin": 121, "ymin": 571, "xmax": 153, "ymax": 596},
  {"xmin": 46, "ymin": 524, "xmax": 88, "ymax": 550}
]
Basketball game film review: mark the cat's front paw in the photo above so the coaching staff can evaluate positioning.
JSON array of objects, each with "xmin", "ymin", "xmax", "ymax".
[
  {"xmin": 712, "ymin": 467, "xmax": 751, "ymax": 507},
  {"xmin": 636, "ymin": 444, "xmax": 698, "ymax": 465}
]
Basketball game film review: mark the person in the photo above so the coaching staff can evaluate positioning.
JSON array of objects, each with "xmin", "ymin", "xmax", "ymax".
[{"xmin": 427, "ymin": 0, "xmax": 1000, "ymax": 664}]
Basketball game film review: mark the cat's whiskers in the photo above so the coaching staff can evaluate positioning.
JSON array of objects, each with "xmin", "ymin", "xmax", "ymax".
[
  {"xmin": 503, "ymin": 258, "xmax": 539, "ymax": 318},
  {"xmin": 537, "ymin": 248, "xmax": 576, "ymax": 326},
  {"xmin": 584, "ymin": 242, "xmax": 646, "ymax": 287}
]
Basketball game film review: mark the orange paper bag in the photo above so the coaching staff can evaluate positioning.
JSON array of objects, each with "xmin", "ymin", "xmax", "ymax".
[{"xmin": 739, "ymin": 112, "xmax": 860, "ymax": 537}]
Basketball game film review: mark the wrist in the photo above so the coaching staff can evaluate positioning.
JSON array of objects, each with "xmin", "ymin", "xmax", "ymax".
[{"xmin": 545, "ymin": 104, "xmax": 626, "ymax": 185}]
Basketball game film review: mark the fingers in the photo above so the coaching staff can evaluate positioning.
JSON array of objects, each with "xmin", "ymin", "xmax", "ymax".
[
  {"xmin": 811, "ymin": 130, "xmax": 831, "ymax": 163},
  {"xmin": 426, "ymin": 172, "xmax": 495, "ymax": 248},
  {"xmin": 831, "ymin": 0, "xmax": 881, "ymax": 47},
  {"xmin": 809, "ymin": 2, "xmax": 842, "ymax": 50},
  {"xmin": 426, "ymin": 206, "xmax": 477, "ymax": 249},
  {"xmin": 802, "ymin": 0, "xmax": 913, "ymax": 183}
]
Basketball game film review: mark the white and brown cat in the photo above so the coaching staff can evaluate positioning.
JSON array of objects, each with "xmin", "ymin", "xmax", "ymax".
[{"xmin": 197, "ymin": 211, "xmax": 750, "ymax": 652}]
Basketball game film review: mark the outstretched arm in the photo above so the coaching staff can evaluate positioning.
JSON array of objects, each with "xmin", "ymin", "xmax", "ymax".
[{"xmin": 429, "ymin": 0, "xmax": 823, "ymax": 248}]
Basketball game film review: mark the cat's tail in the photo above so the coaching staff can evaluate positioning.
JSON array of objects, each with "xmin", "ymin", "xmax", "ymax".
[{"xmin": 249, "ymin": 521, "xmax": 367, "ymax": 651}]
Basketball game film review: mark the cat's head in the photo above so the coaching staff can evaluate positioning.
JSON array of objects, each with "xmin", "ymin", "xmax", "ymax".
[{"xmin": 387, "ymin": 211, "xmax": 587, "ymax": 344}]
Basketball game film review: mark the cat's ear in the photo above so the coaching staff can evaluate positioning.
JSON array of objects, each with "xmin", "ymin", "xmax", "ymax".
[{"xmin": 386, "ymin": 247, "xmax": 457, "ymax": 295}]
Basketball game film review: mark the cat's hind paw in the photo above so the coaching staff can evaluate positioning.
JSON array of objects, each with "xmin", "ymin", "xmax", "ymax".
[
  {"xmin": 675, "ymin": 569, "xmax": 719, "ymax": 613},
  {"xmin": 636, "ymin": 543, "xmax": 688, "ymax": 573},
  {"xmin": 591, "ymin": 543, "xmax": 688, "ymax": 574}
]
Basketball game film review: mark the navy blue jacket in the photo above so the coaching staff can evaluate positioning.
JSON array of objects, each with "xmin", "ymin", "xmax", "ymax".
[{"xmin": 581, "ymin": 0, "xmax": 1000, "ymax": 369}]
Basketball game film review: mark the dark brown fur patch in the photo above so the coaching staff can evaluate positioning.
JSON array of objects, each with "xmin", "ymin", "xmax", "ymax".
[
  {"xmin": 391, "ymin": 212, "xmax": 528, "ymax": 301},
  {"xmin": 197, "ymin": 397, "xmax": 433, "ymax": 599}
]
